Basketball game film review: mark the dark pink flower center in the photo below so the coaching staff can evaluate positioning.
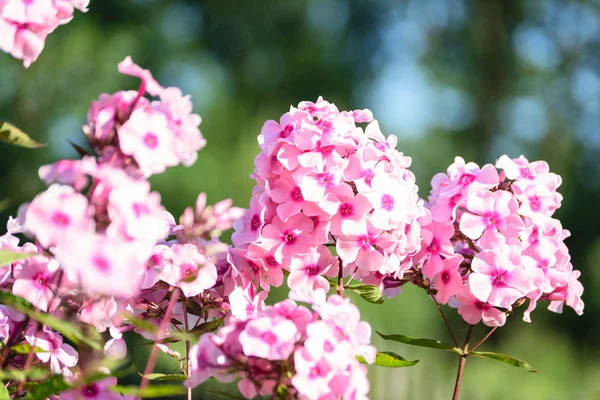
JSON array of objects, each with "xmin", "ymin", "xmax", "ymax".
[
  {"xmin": 51, "ymin": 211, "xmax": 70, "ymax": 227},
  {"xmin": 338, "ymin": 203, "xmax": 353, "ymax": 218},
  {"xmin": 358, "ymin": 235, "xmax": 373, "ymax": 248},
  {"xmin": 318, "ymin": 172, "xmax": 333, "ymax": 188},
  {"xmin": 291, "ymin": 186, "xmax": 303, "ymax": 202},
  {"xmin": 459, "ymin": 174, "xmax": 475, "ymax": 185},
  {"xmin": 132, "ymin": 202, "xmax": 150, "ymax": 218},
  {"xmin": 266, "ymin": 256, "xmax": 279, "ymax": 268},
  {"xmin": 529, "ymin": 196, "xmax": 541, "ymax": 212},
  {"xmin": 305, "ymin": 264, "xmax": 319, "ymax": 276},
  {"xmin": 83, "ymin": 384, "xmax": 99, "ymax": 397},
  {"xmin": 441, "ymin": 270, "xmax": 450, "ymax": 284},
  {"xmin": 323, "ymin": 340, "xmax": 334, "ymax": 353},
  {"xmin": 381, "ymin": 194, "xmax": 395, "ymax": 211},
  {"xmin": 449, "ymin": 194, "xmax": 462, "ymax": 207},
  {"xmin": 33, "ymin": 272, "xmax": 49, "ymax": 289},
  {"xmin": 484, "ymin": 211, "xmax": 501, "ymax": 227},
  {"xmin": 92, "ymin": 256, "xmax": 110, "ymax": 273},
  {"xmin": 283, "ymin": 230, "xmax": 297, "ymax": 244},
  {"xmin": 143, "ymin": 132, "xmax": 158, "ymax": 149},
  {"xmin": 250, "ymin": 215, "xmax": 261, "ymax": 231},
  {"xmin": 279, "ymin": 124, "xmax": 293, "ymax": 138},
  {"xmin": 519, "ymin": 167, "xmax": 532, "ymax": 179},
  {"xmin": 428, "ymin": 240, "xmax": 439, "ymax": 253},
  {"xmin": 475, "ymin": 301, "xmax": 486, "ymax": 310},
  {"xmin": 261, "ymin": 331, "xmax": 277, "ymax": 345},
  {"xmin": 181, "ymin": 263, "xmax": 197, "ymax": 282},
  {"xmin": 362, "ymin": 169, "xmax": 374, "ymax": 186}
]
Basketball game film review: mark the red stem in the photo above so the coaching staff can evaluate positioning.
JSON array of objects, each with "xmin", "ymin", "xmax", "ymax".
[
  {"xmin": 470, "ymin": 326, "xmax": 498, "ymax": 352},
  {"xmin": 452, "ymin": 326, "xmax": 473, "ymax": 400},
  {"xmin": 140, "ymin": 287, "xmax": 180, "ymax": 390},
  {"xmin": 181, "ymin": 296, "xmax": 192, "ymax": 400},
  {"xmin": 337, "ymin": 257, "xmax": 344, "ymax": 297},
  {"xmin": 431, "ymin": 295, "xmax": 459, "ymax": 348}
]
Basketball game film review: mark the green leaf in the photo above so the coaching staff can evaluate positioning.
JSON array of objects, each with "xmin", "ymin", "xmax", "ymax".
[
  {"xmin": 347, "ymin": 284, "xmax": 384, "ymax": 304},
  {"xmin": 0, "ymin": 384, "xmax": 9, "ymax": 400},
  {"xmin": 25, "ymin": 374, "xmax": 70, "ymax": 400},
  {"xmin": 357, "ymin": 351, "xmax": 420, "ymax": 368},
  {"xmin": 204, "ymin": 390, "xmax": 246, "ymax": 399},
  {"xmin": 123, "ymin": 314, "xmax": 194, "ymax": 343},
  {"xmin": 376, "ymin": 331, "xmax": 462, "ymax": 354},
  {"xmin": 0, "ymin": 367, "xmax": 48, "ymax": 382},
  {"xmin": 9, "ymin": 343, "xmax": 45, "ymax": 355},
  {"xmin": 110, "ymin": 384, "xmax": 187, "ymax": 398},
  {"xmin": 0, "ymin": 250, "xmax": 37, "ymax": 268},
  {"xmin": 138, "ymin": 373, "xmax": 187, "ymax": 382},
  {"xmin": 0, "ymin": 291, "xmax": 103, "ymax": 351},
  {"xmin": 469, "ymin": 351, "xmax": 539, "ymax": 373},
  {"xmin": 0, "ymin": 121, "xmax": 46, "ymax": 148},
  {"xmin": 189, "ymin": 317, "xmax": 224, "ymax": 336}
]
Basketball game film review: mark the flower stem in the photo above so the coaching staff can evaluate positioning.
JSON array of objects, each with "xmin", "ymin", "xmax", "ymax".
[
  {"xmin": 431, "ymin": 295, "xmax": 459, "ymax": 348},
  {"xmin": 140, "ymin": 287, "xmax": 180, "ymax": 390},
  {"xmin": 337, "ymin": 257, "xmax": 344, "ymax": 297},
  {"xmin": 181, "ymin": 296, "xmax": 192, "ymax": 400},
  {"xmin": 470, "ymin": 326, "xmax": 497, "ymax": 352},
  {"xmin": 452, "ymin": 326, "xmax": 473, "ymax": 400}
]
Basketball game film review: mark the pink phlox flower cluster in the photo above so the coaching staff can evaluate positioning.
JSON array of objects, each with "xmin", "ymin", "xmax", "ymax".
[
  {"xmin": 83, "ymin": 57, "xmax": 206, "ymax": 177},
  {"xmin": 185, "ymin": 288, "xmax": 375, "ymax": 399},
  {"xmin": 417, "ymin": 155, "xmax": 583, "ymax": 327},
  {"xmin": 231, "ymin": 97, "xmax": 426, "ymax": 296},
  {"xmin": 0, "ymin": 0, "xmax": 88, "ymax": 67},
  {"xmin": 18, "ymin": 157, "xmax": 174, "ymax": 297}
]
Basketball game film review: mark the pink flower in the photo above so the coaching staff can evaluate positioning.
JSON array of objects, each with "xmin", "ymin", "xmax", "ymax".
[
  {"xmin": 232, "ymin": 196, "xmax": 266, "ymax": 246},
  {"xmin": 261, "ymin": 214, "xmax": 314, "ymax": 265},
  {"xmin": 469, "ymin": 246, "xmax": 535, "ymax": 308},
  {"xmin": 118, "ymin": 107, "xmax": 179, "ymax": 176},
  {"xmin": 12, "ymin": 255, "xmax": 59, "ymax": 311},
  {"xmin": 60, "ymin": 377, "xmax": 123, "ymax": 400},
  {"xmin": 0, "ymin": 0, "xmax": 87, "ymax": 67},
  {"xmin": 38, "ymin": 159, "xmax": 88, "ymax": 192},
  {"xmin": 228, "ymin": 285, "xmax": 267, "ymax": 321},
  {"xmin": 433, "ymin": 255, "xmax": 464, "ymax": 304},
  {"xmin": 456, "ymin": 285, "xmax": 507, "ymax": 327},
  {"xmin": 185, "ymin": 334, "xmax": 232, "ymax": 389},
  {"xmin": 336, "ymin": 219, "xmax": 385, "ymax": 271},
  {"xmin": 459, "ymin": 189, "xmax": 523, "ymax": 241},
  {"xmin": 364, "ymin": 172, "xmax": 415, "ymax": 228},
  {"xmin": 118, "ymin": 56, "xmax": 164, "ymax": 97},
  {"xmin": 56, "ymin": 232, "xmax": 149, "ymax": 297},
  {"xmin": 83, "ymin": 90, "xmax": 140, "ymax": 144},
  {"xmin": 160, "ymin": 243, "xmax": 218, "ymax": 297},
  {"xmin": 239, "ymin": 316, "xmax": 298, "ymax": 360},
  {"xmin": 24, "ymin": 184, "xmax": 94, "ymax": 248},
  {"xmin": 288, "ymin": 245, "xmax": 337, "ymax": 292},
  {"xmin": 417, "ymin": 221, "xmax": 455, "ymax": 278},
  {"xmin": 292, "ymin": 348, "xmax": 334, "ymax": 399},
  {"xmin": 107, "ymin": 179, "xmax": 171, "ymax": 243},
  {"xmin": 26, "ymin": 326, "xmax": 78, "ymax": 374}
]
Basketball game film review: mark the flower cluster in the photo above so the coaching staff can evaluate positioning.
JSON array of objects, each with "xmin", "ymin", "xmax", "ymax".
[
  {"xmin": 411, "ymin": 155, "xmax": 584, "ymax": 326},
  {"xmin": 186, "ymin": 288, "xmax": 376, "ymax": 400},
  {"xmin": 0, "ymin": 0, "xmax": 89, "ymax": 67},
  {"xmin": 231, "ymin": 97, "xmax": 426, "ymax": 296},
  {"xmin": 0, "ymin": 58, "xmax": 240, "ymax": 398},
  {"xmin": 83, "ymin": 57, "xmax": 206, "ymax": 177}
]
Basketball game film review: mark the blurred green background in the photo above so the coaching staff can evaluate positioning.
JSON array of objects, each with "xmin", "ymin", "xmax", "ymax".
[{"xmin": 1, "ymin": 0, "xmax": 599, "ymax": 399}]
